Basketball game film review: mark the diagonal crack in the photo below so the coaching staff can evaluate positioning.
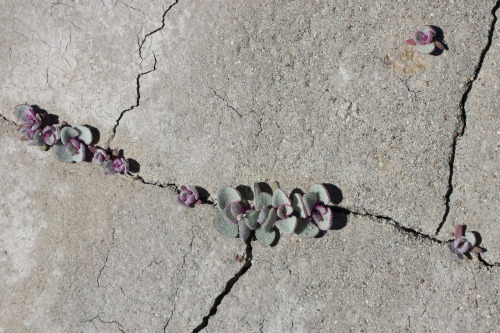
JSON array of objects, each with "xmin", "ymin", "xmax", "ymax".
[
  {"xmin": 0, "ymin": 113, "xmax": 18, "ymax": 126},
  {"xmin": 97, "ymin": 228, "xmax": 116, "ymax": 287},
  {"xmin": 435, "ymin": 1, "xmax": 500, "ymax": 236},
  {"xmin": 108, "ymin": 1, "xmax": 180, "ymax": 147},
  {"xmin": 106, "ymin": 53, "xmax": 157, "ymax": 148},
  {"xmin": 192, "ymin": 239, "xmax": 253, "ymax": 333}
]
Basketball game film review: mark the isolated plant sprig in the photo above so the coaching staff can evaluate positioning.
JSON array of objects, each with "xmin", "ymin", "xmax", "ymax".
[
  {"xmin": 446, "ymin": 225, "xmax": 484, "ymax": 261},
  {"xmin": 406, "ymin": 25, "xmax": 445, "ymax": 54},
  {"xmin": 14, "ymin": 104, "xmax": 130, "ymax": 175}
]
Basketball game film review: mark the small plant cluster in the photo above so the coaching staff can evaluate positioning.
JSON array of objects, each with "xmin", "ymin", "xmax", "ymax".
[
  {"xmin": 212, "ymin": 182, "xmax": 334, "ymax": 246},
  {"xmin": 14, "ymin": 104, "xmax": 129, "ymax": 175},
  {"xmin": 446, "ymin": 225, "xmax": 484, "ymax": 261},
  {"xmin": 406, "ymin": 25, "xmax": 444, "ymax": 54}
]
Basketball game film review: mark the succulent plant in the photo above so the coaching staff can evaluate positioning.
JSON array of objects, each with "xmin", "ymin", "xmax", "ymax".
[
  {"xmin": 405, "ymin": 25, "xmax": 444, "ymax": 54},
  {"xmin": 14, "ymin": 104, "xmax": 46, "ymax": 142},
  {"xmin": 178, "ymin": 185, "xmax": 202, "ymax": 207},
  {"xmin": 446, "ymin": 225, "xmax": 484, "ymax": 261},
  {"xmin": 292, "ymin": 184, "xmax": 332, "ymax": 238},
  {"xmin": 102, "ymin": 149, "xmax": 129, "ymax": 174},
  {"xmin": 53, "ymin": 125, "xmax": 92, "ymax": 163},
  {"xmin": 88, "ymin": 145, "xmax": 109, "ymax": 165}
]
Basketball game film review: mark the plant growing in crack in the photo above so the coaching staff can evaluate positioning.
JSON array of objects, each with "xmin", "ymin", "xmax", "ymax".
[
  {"xmin": 14, "ymin": 104, "xmax": 132, "ymax": 175},
  {"xmin": 178, "ymin": 185, "xmax": 202, "ymax": 207},
  {"xmin": 446, "ymin": 225, "xmax": 485, "ymax": 261},
  {"xmin": 406, "ymin": 25, "xmax": 445, "ymax": 54},
  {"xmin": 213, "ymin": 182, "xmax": 335, "ymax": 246}
]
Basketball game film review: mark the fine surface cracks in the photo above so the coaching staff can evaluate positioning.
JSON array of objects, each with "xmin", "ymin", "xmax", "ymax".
[{"xmin": 434, "ymin": 1, "xmax": 500, "ymax": 236}]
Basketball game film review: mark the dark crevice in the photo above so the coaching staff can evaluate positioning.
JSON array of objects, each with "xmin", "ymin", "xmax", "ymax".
[
  {"xmin": 477, "ymin": 254, "xmax": 500, "ymax": 268},
  {"xmin": 0, "ymin": 113, "xmax": 18, "ymax": 126},
  {"xmin": 209, "ymin": 87, "xmax": 243, "ymax": 118},
  {"xmin": 435, "ymin": 1, "xmax": 500, "ymax": 236},
  {"xmin": 331, "ymin": 206, "xmax": 445, "ymax": 245},
  {"xmin": 192, "ymin": 239, "xmax": 253, "ymax": 333},
  {"xmin": 106, "ymin": 53, "xmax": 157, "ymax": 148},
  {"xmin": 86, "ymin": 315, "xmax": 125, "ymax": 333},
  {"xmin": 138, "ymin": 1, "xmax": 179, "ymax": 61}
]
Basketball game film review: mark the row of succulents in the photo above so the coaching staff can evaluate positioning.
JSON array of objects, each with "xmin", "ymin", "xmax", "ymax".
[
  {"xmin": 213, "ymin": 182, "xmax": 334, "ymax": 246},
  {"xmin": 14, "ymin": 104, "xmax": 129, "ymax": 175}
]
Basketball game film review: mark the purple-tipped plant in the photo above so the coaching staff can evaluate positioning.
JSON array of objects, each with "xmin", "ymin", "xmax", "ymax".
[
  {"xmin": 406, "ymin": 25, "xmax": 444, "ymax": 54},
  {"xmin": 178, "ymin": 185, "xmax": 202, "ymax": 207},
  {"xmin": 88, "ymin": 145, "xmax": 109, "ymax": 165},
  {"xmin": 53, "ymin": 125, "xmax": 92, "ymax": 163},
  {"xmin": 103, "ymin": 149, "xmax": 129, "ymax": 174},
  {"xmin": 446, "ymin": 225, "xmax": 484, "ymax": 261},
  {"xmin": 14, "ymin": 104, "xmax": 46, "ymax": 142}
]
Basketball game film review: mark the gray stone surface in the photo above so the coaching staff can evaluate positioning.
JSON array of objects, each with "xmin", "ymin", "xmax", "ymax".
[
  {"xmin": 113, "ymin": 0, "xmax": 492, "ymax": 234},
  {"xmin": 202, "ymin": 214, "xmax": 500, "ymax": 332},
  {"xmin": 0, "ymin": 0, "xmax": 173, "ymax": 143},
  {"xmin": 441, "ymin": 21, "xmax": 500, "ymax": 264},
  {"xmin": 0, "ymin": 119, "xmax": 245, "ymax": 332},
  {"xmin": 1, "ymin": 0, "xmax": 499, "ymax": 332}
]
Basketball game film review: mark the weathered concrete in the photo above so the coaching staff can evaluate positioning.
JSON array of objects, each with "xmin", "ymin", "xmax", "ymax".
[
  {"xmin": 0, "ymin": 119, "xmax": 245, "ymax": 332},
  {"xmin": 114, "ymin": 0, "xmax": 493, "ymax": 234},
  {"xmin": 202, "ymin": 214, "xmax": 500, "ymax": 332},
  {"xmin": 441, "ymin": 20, "xmax": 500, "ymax": 264},
  {"xmin": 1, "ymin": 0, "xmax": 499, "ymax": 332}
]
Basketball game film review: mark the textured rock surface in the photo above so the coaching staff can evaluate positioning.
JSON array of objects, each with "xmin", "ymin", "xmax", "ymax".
[
  {"xmin": 442, "ymin": 20, "xmax": 500, "ymax": 263},
  {"xmin": 1, "ymin": 0, "xmax": 499, "ymax": 332},
  {"xmin": 113, "ymin": 0, "xmax": 493, "ymax": 234},
  {"xmin": 0, "ymin": 119, "xmax": 245, "ymax": 332},
  {"xmin": 202, "ymin": 215, "xmax": 500, "ymax": 332}
]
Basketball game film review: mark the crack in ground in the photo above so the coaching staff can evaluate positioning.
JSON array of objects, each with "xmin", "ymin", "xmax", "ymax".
[
  {"xmin": 435, "ymin": 1, "xmax": 500, "ymax": 236},
  {"xmin": 0, "ymin": 113, "xmax": 18, "ymax": 126},
  {"xmin": 97, "ymin": 228, "xmax": 116, "ymax": 287},
  {"xmin": 106, "ymin": 53, "xmax": 157, "ymax": 148},
  {"xmin": 138, "ymin": 1, "xmax": 179, "ymax": 61},
  {"xmin": 209, "ymin": 87, "xmax": 243, "ymax": 118},
  {"xmin": 192, "ymin": 239, "xmax": 253, "ymax": 333},
  {"xmin": 86, "ymin": 315, "xmax": 125, "ymax": 333}
]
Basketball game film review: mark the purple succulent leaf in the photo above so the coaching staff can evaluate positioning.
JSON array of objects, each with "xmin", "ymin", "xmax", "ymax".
[
  {"xmin": 414, "ymin": 25, "xmax": 435, "ymax": 45},
  {"xmin": 61, "ymin": 127, "xmax": 79, "ymax": 145},
  {"xmin": 230, "ymin": 201, "xmax": 246, "ymax": 219},
  {"xmin": 470, "ymin": 246, "xmax": 484, "ymax": 254},
  {"xmin": 314, "ymin": 204, "xmax": 328, "ymax": 215},
  {"xmin": 311, "ymin": 211, "xmax": 323, "ymax": 223},
  {"xmin": 53, "ymin": 142, "xmax": 74, "ymax": 163},
  {"xmin": 454, "ymin": 225, "xmax": 464, "ymax": 240},
  {"xmin": 406, "ymin": 39, "xmax": 417, "ymax": 45},
  {"xmin": 74, "ymin": 125, "xmax": 93, "ymax": 145},
  {"xmin": 88, "ymin": 145, "xmax": 98, "ymax": 154},
  {"xmin": 41, "ymin": 125, "xmax": 60, "ymax": 146},
  {"xmin": 14, "ymin": 104, "xmax": 33, "ymax": 122},
  {"xmin": 112, "ymin": 157, "xmax": 129, "ymax": 173},
  {"xmin": 32, "ymin": 129, "xmax": 45, "ymax": 146},
  {"xmin": 434, "ymin": 40, "xmax": 445, "ymax": 50},
  {"xmin": 316, "ymin": 207, "xmax": 333, "ymax": 231},
  {"xmin": 445, "ymin": 242, "xmax": 464, "ymax": 261},
  {"xmin": 454, "ymin": 238, "xmax": 471, "ymax": 254},
  {"xmin": 91, "ymin": 148, "xmax": 108, "ymax": 165},
  {"xmin": 71, "ymin": 143, "xmax": 86, "ymax": 163}
]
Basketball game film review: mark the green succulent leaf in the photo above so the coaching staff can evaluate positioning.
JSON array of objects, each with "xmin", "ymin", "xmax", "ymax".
[
  {"xmin": 275, "ymin": 216, "xmax": 297, "ymax": 235},
  {"xmin": 255, "ymin": 228, "xmax": 276, "ymax": 246},
  {"xmin": 270, "ymin": 181, "xmax": 280, "ymax": 192},
  {"xmin": 252, "ymin": 182, "xmax": 261, "ymax": 200},
  {"xmin": 262, "ymin": 207, "xmax": 277, "ymax": 232},
  {"xmin": 74, "ymin": 125, "xmax": 93, "ymax": 145},
  {"xmin": 214, "ymin": 211, "xmax": 239, "ymax": 238},
  {"xmin": 61, "ymin": 127, "xmax": 79, "ymax": 145},
  {"xmin": 295, "ymin": 218, "xmax": 320, "ymax": 238},
  {"xmin": 14, "ymin": 104, "xmax": 30, "ymax": 120},
  {"xmin": 309, "ymin": 184, "xmax": 331, "ymax": 205},
  {"xmin": 223, "ymin": 203, "xmax": 239, "ymax": 225},
  {"xmin": 244, "ymin": 210, "xmax": 260, "ymax": 230},
  {"xmin": 217, "ymin": 187, "xmax": 242, "ymax": 211},
  {"xmin": 303, "ymin": 192, "xmax": 319, "ymax": 216},
  {"xmin": 53, "ymin": 142, "xmax": 74, "ymax": 163},
  {"xmin": 238, "ymin": 219, "xmax": 252, "ymax": 242},
  {"xmin": 464, "ymin": 231, "xmax": 477, "ymax": 247},
  {"xmin": 71, "ymin": 146, "xmax": 85, "ymax": 163},
  {"xmin": 272, "ymin": 188, "xmax": 291, "ymax": 207},
  {"xmin": 292, "ymin": 193, "xmax": 307, "ymax": 218},
  {"xmin": 32, "ymin": 129, "xmax": 45, "ymax": 146},
  {"xmin": 258, "ymin": 206, "xmax": 270, "ymax": 224},
  {"xmin": 256, "ymin": 192, "xmax": 272, "ymax": 210},
  {"xmin": 416, "ymin": 43, "xmax": 435, "ymax": 54}
]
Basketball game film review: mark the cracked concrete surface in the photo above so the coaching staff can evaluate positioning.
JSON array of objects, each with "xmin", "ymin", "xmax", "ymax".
[{"xmin": 1, "ymin": 0, "xmax": 499, "ymax": 332}]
